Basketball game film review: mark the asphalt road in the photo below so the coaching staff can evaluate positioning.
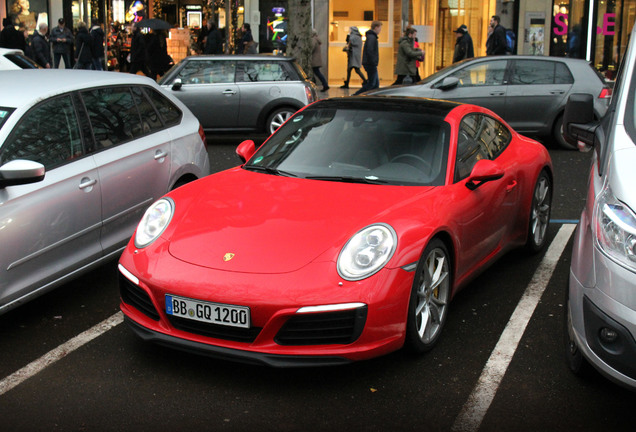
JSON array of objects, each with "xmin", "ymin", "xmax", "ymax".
[{"xmin": 1, "ymin": 136, "xmax": 635, "ymax": 431}]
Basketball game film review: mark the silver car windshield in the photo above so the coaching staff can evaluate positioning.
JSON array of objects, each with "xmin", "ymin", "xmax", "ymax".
[{"xmin": 244, "ymin": 107, "xmax": 450, "ymax": 186}]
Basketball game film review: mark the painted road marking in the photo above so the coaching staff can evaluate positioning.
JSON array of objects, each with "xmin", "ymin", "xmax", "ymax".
[
  {"xmin": 0, "ymin": 312, "xmax": 124, "ymax": 396},
  {"xmin": 451, "ymin": 224, "xmax": 576, "ymax": 432}
]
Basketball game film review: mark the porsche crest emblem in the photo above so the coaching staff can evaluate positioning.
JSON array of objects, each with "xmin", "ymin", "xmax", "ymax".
[{"xmin": 223, "ymin": 253, "xmax": 235, "ymax": 262}]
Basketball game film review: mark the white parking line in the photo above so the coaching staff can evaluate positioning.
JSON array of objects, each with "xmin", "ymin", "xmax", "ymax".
[
  {"xmin": 451, "ymin": 224, "xmax": 576, "ymax": 432},
  {"xmin": 0, "ymin": 312, "xmax": 123, "ymax": 397}
]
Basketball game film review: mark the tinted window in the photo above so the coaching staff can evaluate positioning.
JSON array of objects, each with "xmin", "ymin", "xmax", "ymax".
[
  {"xmin": 176, "ymin": 59, "xmax": 235, "ymax": 84},
  {"xmin": 454, "ymin": 114, "xmax": 509, "ymax": 181},
  {"xmin": 144, "ymin": 87, "xmax": 181, "ymax": 126},
  {"xmin": 82, "ymin": 87, "xmax": 142, "ymax": 149},
  {"xmin": 131, "ymin": 86, "xmax": 164, "ymax": 133},
  {"xmin": 237, "ymin": 61, "xmax": 293, "ymax": 82},
  {"xmin": 447, "ymin": 60, "xmax": 507, "ymax": 87},
  {"xmin": 0, "ymin": 95, "xmax": 83, "ymax": 170},
  {"xmin": 510, "ymin": 60, "xmax": 574, "ymax": 85},
  {"xmin": 4, "ymin": 52, "xmax": 39, "ymax": 69}
]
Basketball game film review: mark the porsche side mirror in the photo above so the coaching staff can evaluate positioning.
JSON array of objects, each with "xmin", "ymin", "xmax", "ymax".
[
  {"xmin": 0, "ymin": 159, "xmax": 45, "ymax": 188},
  {"xmin": 236, "ymin": 140, "xmax": 256, "ymax": 163},
  {"xmin": 172, "ymin": 78, "xmax": 183, "ymax": 91},
  {"xmin": 437, "ymin": 77, "xmax": 460, "ymax": 91},
  {"xmin": 466, "ymin": 159, "xmax": 504, "ymax": 190}
]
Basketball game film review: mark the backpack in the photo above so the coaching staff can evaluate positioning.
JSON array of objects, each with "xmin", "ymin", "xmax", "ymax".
[{"xmin": 505, "ymin": 29, "xmax": 515, "ymax": 53}]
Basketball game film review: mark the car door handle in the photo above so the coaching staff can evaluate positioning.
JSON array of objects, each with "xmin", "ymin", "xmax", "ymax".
[
  {"xmin": 490, "ymin": 91, "xmax": 505, "ymax": 96},
  {"xmin": 79, "ymin": 177, "xmax": 97, "ymax": 190},
  {"xmin": 154, "ymin": 150, "xmax": 168, "ymax": 160},
  {"xmin": 550, "ymin": 90, "xmax": 565, "ymax": 94},
  {"xmin": 506, "ymin": 180, "xmax": 518, "ymax": 193},
  {"xmin": 223, "ymin": 89, "xmax": 237, "ymax": 95}
]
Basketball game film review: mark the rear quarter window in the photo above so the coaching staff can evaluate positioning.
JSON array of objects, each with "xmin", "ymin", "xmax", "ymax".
[{"xmin": 143, "ymin": 87, "xmax": 182, "ymax": 127}]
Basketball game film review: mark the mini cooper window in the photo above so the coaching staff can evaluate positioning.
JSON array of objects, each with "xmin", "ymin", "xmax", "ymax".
[
  {"xmin": 176, "ymin": 60, "xmax": 236, "ymax": 84},
  {"xmin": 0, "ymin": 95, "xmax": 83, "ymax": 170},
  {"xmin": 237, "ymin": 61, "xmax": 292, "ymax": 82},
  {"xmin": 447, "ymin": 60, "xmax": 507, "ymax": 87},
  {"xmin": 82, "ymin": 86, "xmax": 143, "ymax": 149}
]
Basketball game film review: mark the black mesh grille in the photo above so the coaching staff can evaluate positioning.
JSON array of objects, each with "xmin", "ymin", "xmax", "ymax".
[
  {"xmin": 275, "ymin": 306, "xmax": 368, "ymax": 346},
  {"xmin": 119, "ymin": 274, "xmax": 160, "ymax": 321},
  {"xmin": 167, "ymin": 316, "xmax": 261, "ymax": 343}
]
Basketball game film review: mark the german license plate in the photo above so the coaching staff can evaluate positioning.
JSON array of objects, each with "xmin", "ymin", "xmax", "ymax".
[{"xmin": 165, "ymin": 294, "xmax": 250, "ymax": 328}]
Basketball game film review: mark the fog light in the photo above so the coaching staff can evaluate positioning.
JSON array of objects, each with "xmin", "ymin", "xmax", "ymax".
[{"xmin": 600, "ymin": 327, "xmax": 619, "ymax": 343}]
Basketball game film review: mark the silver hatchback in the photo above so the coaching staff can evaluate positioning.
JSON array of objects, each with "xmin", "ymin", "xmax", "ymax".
[
  {"xmin": 0, "ymin": 70, "xmax": 210, "ymax": 314},
  {"xmin": 563, "ymin": 23, "xmax": 636, "ymax": 391},
  {"xmin": 159, "ymin": 55, "xmax": 318, "ymax": 134}
]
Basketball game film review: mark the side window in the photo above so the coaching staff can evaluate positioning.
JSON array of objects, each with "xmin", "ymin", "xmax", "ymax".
[
  {"xmin": 0, "ymin": 95, "xmax": 83, "ymax": 170},
  {"xmin": 475, "ymin": 116, "xmax": 511, "ymax": 159},
  {"xmin": 555, "ymin": 62, "xmax": 574, "ymax": 84},
  {"xmin": 144, "ymin": 87, "xmax": 182, "ymax": 126},
  {"xmin": 177, "ymin": 60, "xmax": 214, "ymax": 84},
  {"xmin": 207, "ymin": 61, "xmax": 236, "ymax": 83},
  {"xmin": 448, "ymin": 60, "xmax": 507, "ymax": 87},
  {"xmin": 510, "ymin": 60, "xmax": 573, "ymax": 85},
  {"xmin": 237, "ymin": 61, "xmax": 291, "ymax": 82},
  {"xmin": 131, "ymin": 86, "xmax": 164, "ymax": 134},
  {"xmin": 82, "ymin": 87, "xmax": 142, "ymax": 149},
  {"xmin": 454, "ymin": 114, "xmax": 491, "ymax": 182}
]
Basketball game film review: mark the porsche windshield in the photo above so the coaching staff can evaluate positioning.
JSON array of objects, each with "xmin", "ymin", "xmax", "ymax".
[{"xmin": 245, "ymin": 106, "xmax": 450, "ymax": 186}]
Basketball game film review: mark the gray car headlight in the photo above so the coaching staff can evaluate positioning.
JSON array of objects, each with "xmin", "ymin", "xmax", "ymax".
[
  {"xmin": 134, "ymin": 198, "xmax": 174, "ymax": 248},
  {"xmin": 594, "ymin": 186, "xmax": 636, "ymax": 270},
  {"xmin": 337, "ymin": 224, "xmax": 397, "ymax": 281}
]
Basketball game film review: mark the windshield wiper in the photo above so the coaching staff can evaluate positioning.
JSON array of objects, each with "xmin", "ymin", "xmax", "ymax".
[
  {"xmin": 244, "ymin": 165, "xmax": 298, "ymax": 177},
  {"xmin": 304, "ymin": 175, "xmax": 387, "ymax": 184}
]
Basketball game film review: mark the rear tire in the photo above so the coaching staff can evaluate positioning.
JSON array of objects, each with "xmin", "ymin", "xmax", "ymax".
[
  {"xmin": 266, "ymin": 107, "xmax": 296, "ymax": 134},
  {"xmin": 526, "ymin": 170, "xmax": 552, "ymax": 253}
]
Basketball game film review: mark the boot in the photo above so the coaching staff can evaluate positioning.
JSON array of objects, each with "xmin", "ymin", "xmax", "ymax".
[{"xmin": 340, "ymin": 80, "xmax": 349, "ymax": 89}]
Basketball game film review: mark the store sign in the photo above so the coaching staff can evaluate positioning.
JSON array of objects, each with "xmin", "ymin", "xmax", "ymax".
[{"xmin": 554, "ymin": 13, "xmax": 616, "ymax": 36}]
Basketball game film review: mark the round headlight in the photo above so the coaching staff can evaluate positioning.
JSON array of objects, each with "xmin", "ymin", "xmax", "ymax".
[
  {"xmin": 337, "ymin": 224, "xmax": 397, "ymax": 281},
  {"xmin": 134, "ymin": 198, "xmax": 174, "ymax": 248}
]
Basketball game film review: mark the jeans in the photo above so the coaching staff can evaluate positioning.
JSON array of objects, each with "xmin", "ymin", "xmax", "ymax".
[
  {"xmin": 312, "ymin": 66, "xmax": 328, "ymax": 89},
  {"xmin": 54, "ymin": 52, "xmax": 71, "ymax": 69},
  {"xmin": 353, "ymin": 65, "xmax": 378, "ymax": 95}
]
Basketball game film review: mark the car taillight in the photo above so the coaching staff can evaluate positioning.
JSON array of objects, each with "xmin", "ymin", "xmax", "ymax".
[
  {"xmin": 198, "ymin": 124, "xmax": 207, "ymax": 149},
  {"xmin": 599, "ymin": 87, "xmax": 612, "ymax": 99},
  {"xmin": 305, "ymin": 84, "xmax": 315, "ymax": 103}
]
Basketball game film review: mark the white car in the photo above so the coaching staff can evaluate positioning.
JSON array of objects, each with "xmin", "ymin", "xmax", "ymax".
[
  {"xmin": 0, "ymin": 70, "xmax": 209, "ymax": 314},
  {"xmin": 563, "ymin": 23, "xmax": 636, "ymax": 391},
  {"xmin": 0, "ymin": 48, "xmax": 40, "ymax": 70}
]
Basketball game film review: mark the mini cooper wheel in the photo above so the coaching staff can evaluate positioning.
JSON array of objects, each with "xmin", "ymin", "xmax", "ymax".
[
  {"xmin": 267, "ymin": 108, "xmax": 296, "ymax": 134},
  {"xmin": 406, "ymin": 238, "xmax": 451, "ymax": 353},
  {"xmin": 526, "ymin": 170, "xmax": 552, "ymax": 253}
]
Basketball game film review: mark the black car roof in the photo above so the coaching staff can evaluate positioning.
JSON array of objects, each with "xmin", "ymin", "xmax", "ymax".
[{"xmin": 310, "ymin": 96, "xmax": 462, "ymax": 118}]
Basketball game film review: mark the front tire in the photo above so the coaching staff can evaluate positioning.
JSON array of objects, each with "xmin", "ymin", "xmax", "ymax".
[
  {"xmin": 405, "ymin": 238, "xmax": 451, "ymax": 353},
  {"xmin": 266, "ymin": 107, "xmax": 296, "ymax": 134},
  {"xmin": 526, "ymin": 170, "xmax": 552, "ymax": 253}
]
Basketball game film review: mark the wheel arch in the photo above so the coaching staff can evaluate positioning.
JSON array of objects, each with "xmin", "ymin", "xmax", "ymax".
[{"xmin": 258, "ymin": 99, "xmax": 304, "ymax": 131}]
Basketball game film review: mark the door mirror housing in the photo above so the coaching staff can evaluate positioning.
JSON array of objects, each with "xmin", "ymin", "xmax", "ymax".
[
  {"xmin": 0, "ymin": 159, "xmax": 45, "ymax": 188},
  {"xmin": 172, "ymin": 78, "xmax": 183, "ymax": 91},
  {"xmin": 562, "ymin": 93, "xmax": 599, "ymax": 152},
  {"xmin": 466, "ymin": 159, "xmax": 504, "ymax": 190},
  {"xmin": 236, "ymin": 140, "xmax": 256, "ymax": 163},
  {"xmin": 437, "ymin": 77, "xmax": 460, "ymax": 91}
]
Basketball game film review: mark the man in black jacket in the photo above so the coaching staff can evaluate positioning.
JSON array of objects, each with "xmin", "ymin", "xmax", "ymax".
[
  {"xmin": 486, "ymin": 15, "xmax": 507, "ymax": 55},
  {"xmin": 30, "ymin": 22, "xmax": 51, "ymax": 68},
  {"xmin": 0, "ymin": 17, "xmax": 26, "ymax": 50},
  {"xmin": 452, "ymin": 25, "xmax": 474, "ymax": 63},
  {"xmin": 353, "ymin": 20, "xmax": 382, "ymax": 95}
]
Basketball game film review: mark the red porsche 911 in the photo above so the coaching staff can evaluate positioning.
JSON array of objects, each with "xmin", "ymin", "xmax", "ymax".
[{"xmin": 118, "ymin": 96, "xmax": 553, "ymax": 366}]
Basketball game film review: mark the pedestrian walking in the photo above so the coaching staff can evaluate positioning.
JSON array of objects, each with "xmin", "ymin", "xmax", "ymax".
[
  {"xmin": 90, "ymin": 20, "xmax": 105, "ymax": 70},
  {"xmin": 30, "ymin": 22, "xmax": 50, "ymax": 68},
  {"xmin": 311, "ymin": 29, "xmax": 329, "ymax": 91},
  {"xmin": 147, "ymin": 29, "xmax": 171, "ymax": 80},
  {"xmin": 74, "ymin": 21, "xmax": 93, "ymax": 70},
  {"xmin": 353, "ymin": 20, "xmax": 382, "ymax": 95},
  {"xmin": 486, "ymin": 15, "xmax": 506, "ymax": 55},
  {"xmin": 239, "ymin": 23, "xmax": 257, "ymax": 54},
  {"xmin": 452, "ymin": 25, "xmax": 474, "ymax": 63},
  {"xmin": 204, "ymin": 21, "xmax": 223, "ymax": 54},
  {"xmin": 0, "ymin": 17, "xmax": 26, "ymax": 50},
  {"xmin": 128, "ymin": 22, "xmax": 148, "ymax": 76},
  {"xmin": 340, "ymin": 26, "xmax": 366, "ymax": 89},
  {"xmin": 50, "ymin": 18, "xmax": 74, "ymax": 68},
  {"xmin": 393, "ymin": 27, "xmax": 423, "ymax": 85}
]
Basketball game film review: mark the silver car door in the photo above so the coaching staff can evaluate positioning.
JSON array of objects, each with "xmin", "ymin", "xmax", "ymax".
[
  {"xmin": 81, "ymin": 86, "xmax": 172, "ymax": 256},
  {"xmin": 0, "ymin": 94, "xmax": 102, "ymax": 309},
  {"xmin": 433, "ymin": 59, "xmax": 509, "ymax": 118}
]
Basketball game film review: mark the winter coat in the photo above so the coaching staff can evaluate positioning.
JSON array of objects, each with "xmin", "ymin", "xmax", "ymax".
[
  {"xmin": 130, "ymin": 29, "xmax": 146, "ymax": 64},
  {"xmin": 90, "ymin": 26, "xmax": 105, "ymax": 59},
  {"xmin": 486, "ymin": 24, "xmax": 507, "ymax": 55},
  {"xmin": 204, "ymin": 28, "xmax": 223, "ymax": 54},
  {"xmin": 347, "ymin": 27, "xmax": 362, "ymax": 69},
  {"xmin": 50, "ymin": 25, "xmax": 74, "ymax": 54},
  {"xmin": 0, "ymin": 24, "xmax": 26, "ymax": 50},
  {"xmin": 147, "ymin": 32, "xmax": 171, "ymax": 75},
  {"xmin": 75, "ymin": 27, "xmax": 93, "ymax": 63},
  {"xmin": 31, "ymin": 30, "xmax": 50, "ymax": 67},
  {"xmin": 311, "ymin": 34, "xmax": 323, "ymax": 67},
  {"xmin": 453, "ymin": 33, "xmax": 475, "ymax": 63},
  {"xmin": 395, "ymin": 36, "xmax": 423, "ymax": 76},
  {"xmin": 361, "ymin": 29, "xmax": 379, "ymax": 67}
]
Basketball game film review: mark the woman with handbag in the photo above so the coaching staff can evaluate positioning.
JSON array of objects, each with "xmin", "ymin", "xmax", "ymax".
[{"xmin": 341, "ymin": 26, "xmax": 366, "ymax": 89}]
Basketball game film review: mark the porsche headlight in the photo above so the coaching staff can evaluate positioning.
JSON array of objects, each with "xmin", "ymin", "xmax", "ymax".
[
  {"xmin": 594, "ymin": 186, "xmax": 636, "ymax": 271},
  {"xmin": 134, "ymin": 198, "xmax": 174, "ymax": 248},
  {"xmin": 338, "ymin": 224, "xmax": 397, "ymax": 281}
]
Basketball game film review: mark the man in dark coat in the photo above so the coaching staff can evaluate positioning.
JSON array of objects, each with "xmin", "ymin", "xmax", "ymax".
[
  {"xmin": 74, "ymin": 21, "xmax": 93, "ymax": 70},
  {"xmin": 452, "ymin": 25, "xmax": 475, "ymax": 63},
  {"xmin": 129, "ymin": 22, "xmax": 148, "ymax": 76},
  {"xmin": 204, "ymin": 21, "xmax": 223, "ymax": 54},
  {"xmin": 90, "ymin": 20, "xmax": 105, "ymax": 70},
  {"xmin": 0, "ymin": 17, "xmax": 26, "ymax": 50},
  {"xmin": 353, "ymin": 20, "xmax": 382, "ymax": 95},
  {"xmin": 486, "ymin": 15, "xmax": 507, "ymax": 55},
  {"xmin": 50, "ymin": 18, "xmax": 74, "ymax": 68},
  {"xmin": 30, "ymin": 22, "xmax": 51, "ymax": 68}
]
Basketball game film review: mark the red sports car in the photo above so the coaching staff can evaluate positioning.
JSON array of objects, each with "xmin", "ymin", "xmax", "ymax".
[{"xmin": 118, "ymin": 96, "xmax": 553, "ymax": 366}]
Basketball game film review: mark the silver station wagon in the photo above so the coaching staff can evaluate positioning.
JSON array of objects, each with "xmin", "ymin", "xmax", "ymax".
[
  {"xmin": 0, "ymin": 70, "xmax": 210, "ymax": 314},
  {"xmin": 159, "ymin": 54, "xmax": 318, "ymax": 134}
]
